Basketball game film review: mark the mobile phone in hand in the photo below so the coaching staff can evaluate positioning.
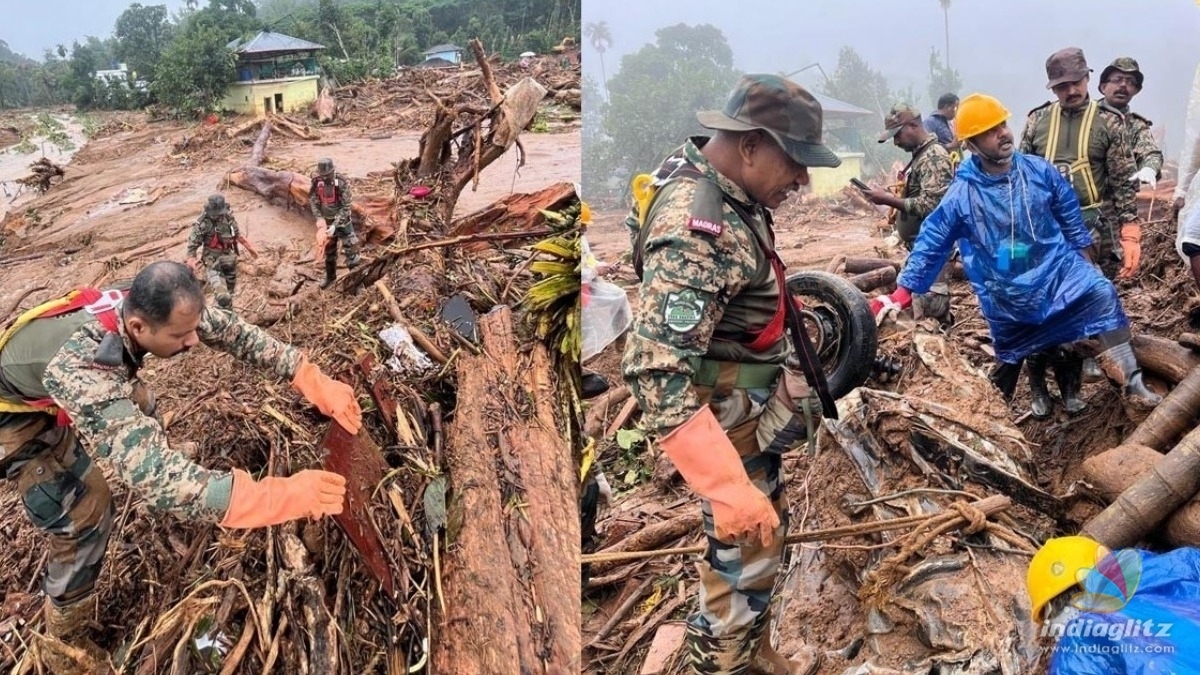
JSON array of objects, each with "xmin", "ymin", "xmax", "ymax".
[{"xmin": 850, "ymin": 177, "xmax": 869, "ymax": 191}]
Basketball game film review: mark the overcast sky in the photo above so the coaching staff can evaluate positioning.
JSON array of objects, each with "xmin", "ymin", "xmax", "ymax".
[
  {"xmin": 583, "ymin": 0, "xmax": 1200, "ymax": 157},
  {"xmin": 1, "ymin": 0, "xmax": 191, "ymax": 59}
]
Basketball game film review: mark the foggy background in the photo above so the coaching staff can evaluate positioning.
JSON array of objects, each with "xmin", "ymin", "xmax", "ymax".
[
  {"xmin": 1, "ymin": 0, "xmax": 192, "ymax": 59},
  {"xmin": 581, "ymin": 0, "xmax": 1200, "ymax": 202}
]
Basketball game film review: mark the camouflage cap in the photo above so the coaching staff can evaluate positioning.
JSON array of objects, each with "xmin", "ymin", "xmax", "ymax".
[
  {"xmin": 877, "ymin": 103, "xmax": 921, "ymax": 143},
  {"xmin": 1100, "ymin": 57, "xmax": 1144, "ymax": 89},
  {"xmin": 697, "ymin": 74, "xmax": 841, "ymax": 168},
  {"xmin": 1045, "ymin": 47, "xmax": 1092, "ymax": 89}
]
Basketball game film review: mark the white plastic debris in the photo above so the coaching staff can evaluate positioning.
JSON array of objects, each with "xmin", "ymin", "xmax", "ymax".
[{"xmin": 379, "ymin": 324, "xmax": 435, "ymax": 375}]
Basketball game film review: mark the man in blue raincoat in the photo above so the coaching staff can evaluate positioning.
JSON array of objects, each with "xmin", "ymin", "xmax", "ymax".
[{"xmin": 869, "ymin": 93, "xmax": 1160, "ymax": 414}]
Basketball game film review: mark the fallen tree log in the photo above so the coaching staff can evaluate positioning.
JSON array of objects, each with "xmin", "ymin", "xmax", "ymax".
[
  {"xmin": 1083, "ymin": 424, "xmax": 1200, "ymax": 549},
  {"xmin": 447, "ymin": 182, "xmax": 577, "ymax": 240},
  {"xmin": 1081, "ymin": 444, "xmax": 1200, "ymax": 546},
  {"xmin": 434, "ymin": 305, "xmax": 578, "ymax": 674},
  {"xmin": 588, "ymin": 513, "xmax": 703, "ymax": 575},
  {"xmin": 847, "ymin": 266, "xmax": 896, "ymax": 293},
  {"xmin": 1125, "ymin": 364, "xmax": 1200, "ymax": 451},
  {"xmin": 1132, "ymin": 334, "xmax": 1200, "ymax": 384},
  {"xmin": 843, "ymin": 257, "xmax": 901, "ymax": 274}
]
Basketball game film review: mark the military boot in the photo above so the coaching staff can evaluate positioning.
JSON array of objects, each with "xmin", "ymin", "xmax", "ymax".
[
  {"xmin": 41, "ymin": 595, "xmax": 109, "ymax": 674},
  {"xmin": 1025, "ymin": 352, "xmax": 1053, "ymax": 419},
  {"xmin": 319, "ymin": 259, "xmax": 337, "ymax": 290},
  {"xmin": 1051, "ymin": 350, "xmax": 1087, "ymax": 415},
  {"xmin": 1097, "ymin": 342, "xmax": 1163, "ymax": 407}
]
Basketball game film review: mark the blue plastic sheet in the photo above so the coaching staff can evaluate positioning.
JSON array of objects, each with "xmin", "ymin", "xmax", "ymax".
[
  {"xmin": 897, "ymin": 153, "xmax": 1128, "ymax": 363},
  {"xmin": 1049, "ymin": 548, "xmax": 1200, "ymax": 674}
]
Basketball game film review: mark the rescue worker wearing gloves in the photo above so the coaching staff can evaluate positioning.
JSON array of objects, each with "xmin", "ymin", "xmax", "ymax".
[
  {"xmin": 1020, "ymin": 47, "xmax": 1141, "ymax": 282},
  {"xmin": 623, "ymin": 74, "xmax": 841, "ymax": 675},
  {"xmin": 185, "ymin": 193, "xmax": 241, "ymax": 310},
  {"xmin": 870, "ymin": 93, "xmax": 1161, "ymax": 417},
  {"xmin": 309, "ymin": 158, "xmax": 360, "ymax": 289},
  {"xmin": 0, "ymin": 261, "xmax": 362, "ymax": 671},
  {"xmin": 1096, "ymin": 57, "xmax": 1163, "ymax": 192},
  {"xmin": 1028, "ymin": 536, "xmax": 1200, "ymax": 673}
]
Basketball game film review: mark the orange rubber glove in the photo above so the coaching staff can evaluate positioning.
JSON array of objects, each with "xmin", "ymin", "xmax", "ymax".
[
  {"xmin": 1118, "ymin": 223, "xmax": 1141, "ymax": 279},
  {"xmin": 291, "ymin": 356, "xmax": 362, "ymax": 434},
  {"xmin": 219, "ymin": 468, "xmax": 346, "ymax": 528},
  {"xmin": 658, "ymin": 406, "xmax": 779, "ymax": 547}
]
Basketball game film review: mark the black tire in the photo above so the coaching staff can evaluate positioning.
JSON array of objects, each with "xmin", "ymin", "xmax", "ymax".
[{"xmin": 785, "ymin": 270, "xmax": 878, "ymax": 399}]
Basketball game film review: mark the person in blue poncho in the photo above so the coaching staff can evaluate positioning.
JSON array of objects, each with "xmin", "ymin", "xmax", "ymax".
[
  {"xmin": 1028, "ymin": 536, "xmax": 1200, "ymax": 674},
  {"xmin": 869, "ymin": 92, "xmax": 1160, "ymax": 416}
]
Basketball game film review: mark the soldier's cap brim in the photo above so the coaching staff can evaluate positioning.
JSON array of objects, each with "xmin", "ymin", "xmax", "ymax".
[
  {"xmin": 696, "ymin": 110, "xmax": 841, "ymax": 169},
  {"xmin": 1046, "ymin": 69, "xmax": 1092, "ymax": 89},
  {"xmin": 877, "ymin": 126, "xmax": 903, "ymax": 143}
]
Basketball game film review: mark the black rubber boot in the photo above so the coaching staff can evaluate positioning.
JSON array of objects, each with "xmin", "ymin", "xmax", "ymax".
[
  {"xmin": 990, "ymin": 360, "xmax": 1023, "ymax": 401},
  {"xmin": 1098, "ymin": 342, "xmax": 1163, "ymax": 406},
  {"xmin": 1051, "ymin": 350, "xmax": 1087, "ymax": 415},
  {"xmin": 319, "ymin": 259, "xmax": 337, "ymax": 290},
  {"xmin": 1026, "ymin": 352, "xmax": 1053, "ymax": 419}
]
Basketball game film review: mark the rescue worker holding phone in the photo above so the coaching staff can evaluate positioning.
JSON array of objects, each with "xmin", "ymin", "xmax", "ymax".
[{"xmin": 858, "ymin": 103, "xmax": 955, "ymax": 322}]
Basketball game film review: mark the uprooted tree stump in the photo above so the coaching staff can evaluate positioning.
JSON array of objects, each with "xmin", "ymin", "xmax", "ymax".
[{"xmin": 435, "ymin": 305, "xmax": 578, "ymax": 674}]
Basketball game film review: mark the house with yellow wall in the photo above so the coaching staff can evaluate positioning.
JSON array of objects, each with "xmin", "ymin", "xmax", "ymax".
[
  {"xmin": 807, "ymin": 92, "xmax": 875, "ymax": 199},
  {"xmin": 221, "ymin": 31, "xmax": 325, "ymax": 116}
]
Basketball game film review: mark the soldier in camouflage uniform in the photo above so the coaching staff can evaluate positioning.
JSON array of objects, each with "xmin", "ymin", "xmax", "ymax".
[
  {"xmin": 309, "ymin": 158, "xmax": 360, "ymax": 289},
  {"xmin": 623, "ymin": 74, "xmax": 841, "ymax": 675},
  {"xmin": 1019, "ymin": 47, "xmax": 1141, "ymax": 281},
  {"xmin": 1097, "ymin": 57, "xmax": 1163, "ymax": 190},
  {"xmin": 861, "ymin": 103, "xmax": 955, "ymax": 322},
  {"xmin": 0, "ymin": 262, "xmax": 361, "ymax": 671},
  {"xmin": 185, "ymin": 194, "xmax": 240, "ymax": 310}
]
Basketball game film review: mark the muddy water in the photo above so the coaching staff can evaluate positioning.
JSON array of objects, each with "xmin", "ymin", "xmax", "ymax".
[{"xmin": 0, "ymin": 113, "xmax": 87, "ymax": 222}]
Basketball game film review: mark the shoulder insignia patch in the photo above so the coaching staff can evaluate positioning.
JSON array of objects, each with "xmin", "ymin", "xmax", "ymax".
[
  {"xmin": 663, "ymin": 289, "xmax": 705, "ymax": 333},
  {"xmin": 687, "ymin": 216, "xmax": 723, "ymax": 236}
]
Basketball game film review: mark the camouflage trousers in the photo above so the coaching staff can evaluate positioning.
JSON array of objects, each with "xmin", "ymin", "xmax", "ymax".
[
  {"xmin": 1, "ymin": 418, "xmax": 114, "ymax": 606},
  {"xmin": 687, "ymin": 364, "xmax": 792, "ymax": 675},
  {"xmin": 322, "ymin": 215, "xmax": 360, "ymax": 269},
  {"xmin": 200, "ymin": 249, "xmax": 238, "ymax": 309}
]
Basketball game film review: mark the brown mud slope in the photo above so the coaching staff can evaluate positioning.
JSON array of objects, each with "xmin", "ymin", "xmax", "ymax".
[
  {"xmin": 0, "ymin": 52, "xmax": 581, "ymax": 674},
  {"xmin": 582, "ymin": 176, "xmax": 1190, "ymax": 674}
]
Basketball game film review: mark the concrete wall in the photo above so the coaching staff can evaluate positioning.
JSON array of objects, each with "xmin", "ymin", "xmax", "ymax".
[
  {"xmin": 221, "ymin": 76, "xmax": 319, "ymax": 116},
  {"xmin": 809, "ymin": 153, "xmax": 864, "ymax": 199}
]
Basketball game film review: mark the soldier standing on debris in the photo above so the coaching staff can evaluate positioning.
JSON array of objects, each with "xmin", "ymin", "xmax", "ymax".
[
  {"xmin": 860, "ymin": 103, "xmax": 955, "ymax": 322},
  {"xmin": 0, "ymin": 262, "xmax": 362, "ymax": 671},
  {"xmin": 309, "ymin": 158, "xmax": 360, "ymax": 289},
  {"xmin": 1097, "ymin": 57, "xmax": 1163, "ymax": 190},
  {"xmin": 1019, "ymin": 47, "xmax": 1142, "ymax": 281},
  {"xmin": 623, "ymin": 74, "xmax": 843, "ymax": 675},
  {"xmin": 185, "ymin": 194, "xmax": 240, "ymax": 310},
  {"xmin": 870, "ymin": 93, "xmax": 1161, "ymax": 418}
]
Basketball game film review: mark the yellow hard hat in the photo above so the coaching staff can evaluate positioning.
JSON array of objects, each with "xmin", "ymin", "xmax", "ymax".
[
  {"xmin": 955, "ymin": 93, "xmax": 1011, "ymax": 142},
  {"xmin": 1027, "ymin": 535, "xmax": 1103, "ymax": 623}
]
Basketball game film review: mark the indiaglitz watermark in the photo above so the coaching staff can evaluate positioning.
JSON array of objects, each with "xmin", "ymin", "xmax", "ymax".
[{"xmin": 1041, "ymin": 617, "xmax": 1173, "ymax": 640}]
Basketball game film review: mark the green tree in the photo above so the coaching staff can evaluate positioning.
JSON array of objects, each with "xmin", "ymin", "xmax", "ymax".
[
  {"xmin": 821, "ymin": 46, "xmax": 907, "ymax": 174},
  {"xmin": 598, "ymin": 23, "xmax": 740, "ymax": 201},
  {"xmin": 926, "ymin": 48, "xmax": 961, "ymax": 109},
  {"xmin": 584, "ymin": 20, "xmax": 611, "ymax": 97},
  {"xmin": 153, "ymin": 22, "xmax": 238, "ymax": 113},
  {"xmin": 115, "ymin": 4, "xmax": 174, "ymax": 82}
]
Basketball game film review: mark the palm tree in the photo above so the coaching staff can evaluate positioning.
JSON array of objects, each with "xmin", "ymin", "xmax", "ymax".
[
  {"xmin": 584, "ymin": 21, "xmax": 612, "ymax": 99},
  {"xmin": 939, "ymin": 0, "xmax": 951, "ymax": 70}
]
